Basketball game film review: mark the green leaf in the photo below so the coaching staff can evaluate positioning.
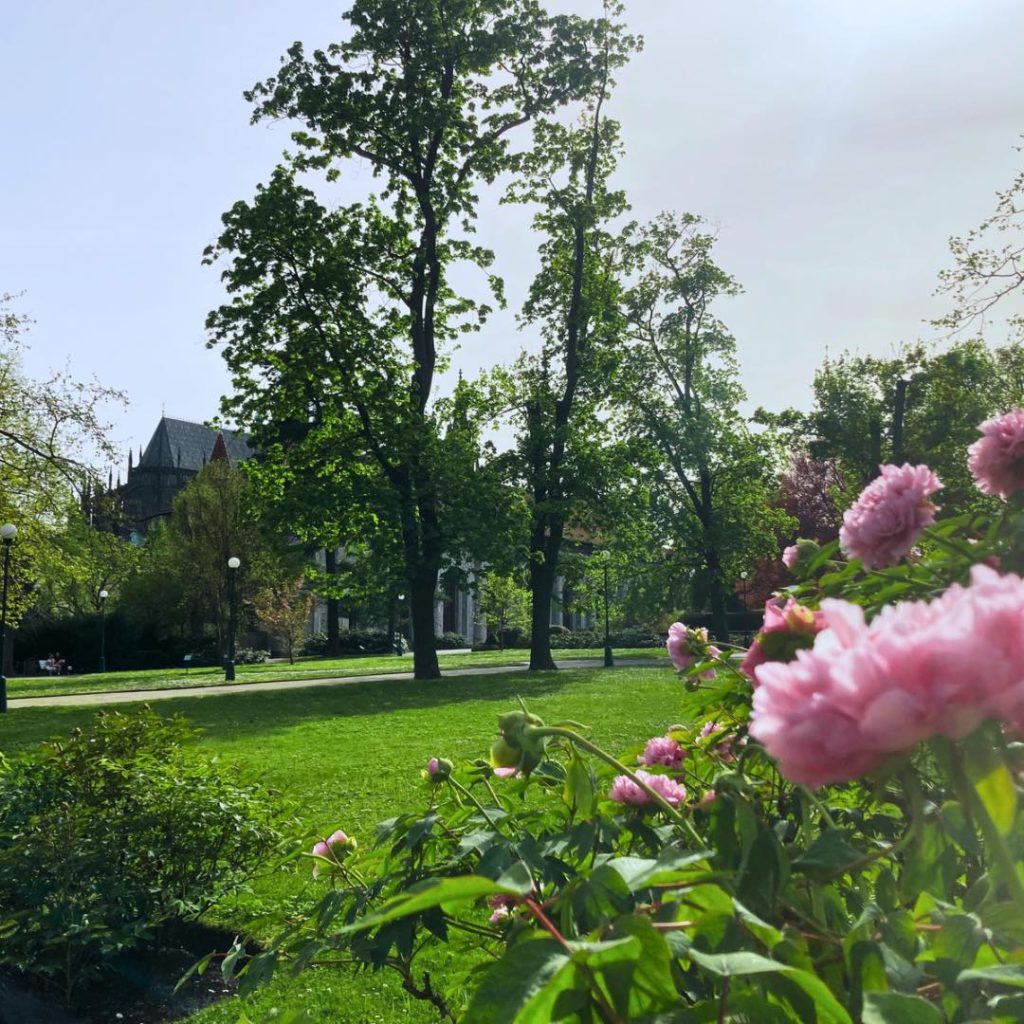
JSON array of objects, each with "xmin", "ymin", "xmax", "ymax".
[
  {"xmin": 338, "ymin": 874, "xmax": 525, "ymax": 935},
  {"xmin": 966, "ymin": 753, "xmax": 1018, "ymax": 837},
  {"xmin": 861, "ymin": 992, "xmax": 943, "ymax": 1023},
  {"xmin": 564, "ymin": 751, "xmax": 595, "ymax": 820},
  {"xmin": 606, "ymin": 849, "xmax": 711, "ymax": 891},
  {"xmin": 461, "ymin": 939, "xmax": 577, "ymax": 1024},
  {"xmin": 684, "ymin": 950, "xmax": 852, "ymax": 1023},
  {"xmin": 792, "ymin": 830, "xmax": 863, "ymax": 878},
  {"xmin": 598, "ymin": 916, "xmax": 678, "ymax": 1018},
  {"xmin": 958, "ymin": 964, "xmax": 1024, "ymax": 989}
]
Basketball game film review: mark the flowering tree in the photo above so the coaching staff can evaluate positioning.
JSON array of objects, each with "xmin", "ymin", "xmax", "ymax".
[
  {"xmin": 215, "ymin": 410, "xmax": 1024, "ymax": 1022},
  {"xmin": 255, "ymin": 576, "xmax": 314, "ymax": 664}
]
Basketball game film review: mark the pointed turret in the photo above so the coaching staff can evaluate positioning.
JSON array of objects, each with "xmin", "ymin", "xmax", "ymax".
[{"xmin": 210, "ymin": 433, "xmax": 230, "ymax": 463}]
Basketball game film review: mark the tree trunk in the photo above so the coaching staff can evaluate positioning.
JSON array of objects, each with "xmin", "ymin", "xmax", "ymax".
[
  {"xmin": 707, "ymin": 572, "xmax": 729, "ymax": 645},
  {"xmin": 410, "ymin": 568, "xmax": 441, "ymax": 679},
  {"xmin": 528, "ymin": 520, "xmax": 563, "ymax": 671},
  {"xmin": 324, "ymin": 547, "xmax": 341, "ymax": 656}
]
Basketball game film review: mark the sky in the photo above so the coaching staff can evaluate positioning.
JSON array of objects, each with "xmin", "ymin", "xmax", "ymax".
[{"xmin": 2, "ymin": 0, "xmax": 1023, "ymax": 477}]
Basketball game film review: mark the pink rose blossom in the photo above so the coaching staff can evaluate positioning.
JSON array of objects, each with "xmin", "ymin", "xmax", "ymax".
[
  {"xmin": 969, "ymin": 409, "xmax": 1024, "ymax": 500},
  {"xmin": 839, "ymin": 463, "xmax": 942, "ymax": 569},
  {"xmin": 609, "ymin": 769, "xmax": 686, "ymax": 808},
  {"xmin": 782, "ymin": 544, "xmax": 800, "ymax": 570},
  {"xmin": 638, "ymin": 736, "xmax": 685, "ymax": 769},
  {"xmin": 750, "ymin": 566, "xmax": 1024, "ymax": 787},
  {"xmin": 740, "ymin": 597, "xmax": 826, "ymax": 684},
  {"xmin": 666, "ymin": 622, "xmax": 720, "ymax": 678}
]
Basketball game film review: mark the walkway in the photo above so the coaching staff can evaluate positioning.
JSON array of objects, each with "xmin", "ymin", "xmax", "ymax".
[{"xmin": 7, "ymin": 657, "xmax": 663, "ymax": 710}]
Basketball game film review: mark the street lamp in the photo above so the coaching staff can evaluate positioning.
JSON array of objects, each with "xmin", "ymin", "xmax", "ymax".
[
  {"xmin": 225, "ymin": 556, "xmax": 241, "ymax": 682},
  {"xmin": 0, "ymin": 523, "xmax": 16, "ymax": 713},
  {"xmin": 395, "ymin": 593, "xmax": 406, "ymax": 656},
  {"xmin": 601, "ymin": 552, "xmax": 614, "ymax": 669},
  {"xmin": 98, "ymin": 589, "xmax": 109, "ymax": 673},
  {"xmin": 739, "ymin": 571, "xmax": 750, "ymax": 645}
]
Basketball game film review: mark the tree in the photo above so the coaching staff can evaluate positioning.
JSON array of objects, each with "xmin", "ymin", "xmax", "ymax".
[
  {"xmin": 494, "ymin": 8, "xmax": 636, "ymax": 670},
  {"xmin": 477, "ymin": 571, "xmax": 530, "ymax": 647},
  {"xmin": 255, "ymin": 576, "xmax": 315, "ymax": 663},
  {"xmin": 160, "ymin": 459, "xmax": 301, "ymax": 657},
  {"xmin": 207, "ymin": 0, "xmax": 619, "ymax": 679},
  {"xmin": 936, "ymin": 141, "xmax": 1024, "ymax": 342},
  {"xmin": 762, "ymin": 340, "xmax": 1024, "ymax": 514},
  {"xmin": 616, "ymin": 215, "xmax": 792, "ymax": 641},
  {"xmin": 0, "ymin": 294, "xmax": 123, "ymax": 637}
]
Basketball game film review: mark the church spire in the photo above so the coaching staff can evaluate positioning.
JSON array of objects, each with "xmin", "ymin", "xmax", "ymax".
[{"xmin": 210, "ymin": 433, "xmax": 230, "ymax": 463}]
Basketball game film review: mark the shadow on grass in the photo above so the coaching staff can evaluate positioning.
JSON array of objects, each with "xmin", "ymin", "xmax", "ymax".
[{"xmin": 0, "ymin": 666, "xmax": 672, "ymax": 757}]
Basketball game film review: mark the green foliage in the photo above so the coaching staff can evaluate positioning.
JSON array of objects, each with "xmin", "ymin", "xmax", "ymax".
[
  {"xmin": 217, "ymin": 467, "xmax": 1024, "ymax": 1022},
  {"xmin": 0, "ymin": 294, "xmax": 125, "ymax": 630},
  {"xmin": 761, "ymin": 339, "xmax": 1024, "ymax": 512},
  {"xmin": 0, "ymin": 707, "xmax": 283, "ymax": 1002},
  {"xmin": 615, "ymin": 214, "xmax": 794, "ymax": 639}
]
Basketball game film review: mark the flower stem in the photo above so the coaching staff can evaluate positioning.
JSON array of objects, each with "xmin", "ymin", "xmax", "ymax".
[
  {"xmin": 448, "ymin": 777, "xmax": 503, "ymax": 832},
  {"xmin": 942, "ymin": 740, "xmax": 1024, "ymax": 909}
]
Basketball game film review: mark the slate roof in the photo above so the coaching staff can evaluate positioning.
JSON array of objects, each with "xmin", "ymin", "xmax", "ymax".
[{"xmin": 138, "ymin": 417, "xmax": 252, "ymax": 472}]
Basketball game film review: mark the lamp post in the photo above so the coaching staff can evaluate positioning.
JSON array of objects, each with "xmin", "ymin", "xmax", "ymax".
[
  {"xmin": 601, "ymin": 552, "xmax": 614, "ymax": 669},
  {"xmin": 739, "ymin": 571, "xmax": 750, "ymax": 645},
  {"xmin": 98, "ymin": 589, "xmax": 109, "ymax": 673},
  {"xmin": 0, "ymin": 523, "xmax": 16, "ymax": 713},
  {"xmin": 225, "ymin": 556, "xmax": 240, "ymax": 682}
]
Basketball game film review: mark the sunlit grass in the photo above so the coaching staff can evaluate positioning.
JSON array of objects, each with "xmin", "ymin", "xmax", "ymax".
[
  {"xmin": 0, "ymin": 664, "xmax": 687, "ymax": 1023},
  {"xmin": 7, "ymin": 646, "xmax": 665, "ymax": 699}
]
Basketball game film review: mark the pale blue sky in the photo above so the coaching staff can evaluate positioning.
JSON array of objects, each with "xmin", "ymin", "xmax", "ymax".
[{"xmin": 2, "ymin": 1, "xmax": 1023, "ymax": 474}]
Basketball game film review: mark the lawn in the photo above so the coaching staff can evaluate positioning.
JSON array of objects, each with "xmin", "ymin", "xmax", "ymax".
[
  {"xmin": 0, "ymin": 663, "xmax": 688, "ymax": 1023},
  {"xmin": 6, "ymin": 646, "xmax": 666, "ymax": 699}
]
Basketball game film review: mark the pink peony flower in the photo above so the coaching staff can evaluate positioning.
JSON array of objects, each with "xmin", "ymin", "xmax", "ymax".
[
  {"xmin": 486, "ymin": 893, "xmax": 516, "ymax": 923},
  {"xmin": 638, "ymin": 736, "xmax": 685, "ymax": 769},
  {"xmin": 740, "ymin": 597, "xmax": 826, "ymax": 684},
  {"xmin": 696, "ymin": 789, "xmax": 717, "ymax": 810},
  {"xmin": 609, "ymin": 769, "xmax": 686, "ymax": 808},
  {"xmin": 666, "ymin": 622, "xmax": 720, "ymax": 679},
  {"xmin": 969, "ymin": 409, "xmax": 1024, "ymax": 500},
  {"xmin": 782, "ymin": 544, "xmax": 800, "ymax": 570},
  {"xmin": 839, "ymin": 463, "xmax": 942, "ymax": 569},
  {"xmin": 750, "ymin": 566, "xmax": 1024, "ymax": 788},
  {"xmin": 311, "ymin": 829, "xmax": 354, "ymax": 877}
]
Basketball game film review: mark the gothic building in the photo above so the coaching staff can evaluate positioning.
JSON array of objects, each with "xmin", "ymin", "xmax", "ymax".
[{"xmin": 115, "ymin": 417, "xmax": 251, "ymax": 540}]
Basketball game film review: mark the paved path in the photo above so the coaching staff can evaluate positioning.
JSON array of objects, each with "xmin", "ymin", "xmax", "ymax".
[{"xmin": 7, "ymin": 658, "xmax": 664, "ymax": 710}]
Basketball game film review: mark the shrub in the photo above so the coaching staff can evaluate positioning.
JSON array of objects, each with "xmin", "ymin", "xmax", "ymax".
[
  {"xmin": 436, "ymin": 631, "xmax": 469, "ymax": 650},
  {"xmin": 234, "ymin": 646, "xmax": 270, "ymax": 664},
  {"xmin": 0, "ymin": 708, "xmax": 282, "ymax": 1002}
]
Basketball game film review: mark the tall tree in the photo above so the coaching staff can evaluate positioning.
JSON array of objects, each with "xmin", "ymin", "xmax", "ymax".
[
  {"xmin": 936, "ymin": 142, "xmax": 1024, "ymax": 342},
  {"xmin": 207, "ymin": 0, "xmax": 617, "ymax": 679},
  {"xmin": 495, "ymin": 7, "xmax": 636, "ymax": 670},
  {"xmin": 617, "ymin": 215, "xmax": 791, "ymax": 641},
  {"xmin": 0, "ymin": 294, "xmax": 123, "ymax": 634},
  {"xmin": 761, "ymin": 340, "xmax": 1024, "ymax": 514}
]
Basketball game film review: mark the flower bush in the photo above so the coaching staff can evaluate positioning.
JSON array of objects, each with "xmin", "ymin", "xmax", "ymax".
[{"xmin": 221, "ymin": 413, "xmax": 1024, "ymax": 1023}]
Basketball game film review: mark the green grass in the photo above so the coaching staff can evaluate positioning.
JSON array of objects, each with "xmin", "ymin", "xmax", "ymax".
[
  {"xmin": 0, "ymin": 663, "xmax": 684, "ymax": 1023},
  {"xmin": 7, "ymin": 646, "xmax": 665, "ymax": 699}
]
